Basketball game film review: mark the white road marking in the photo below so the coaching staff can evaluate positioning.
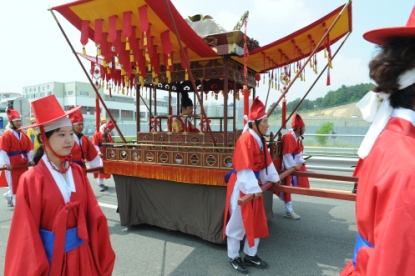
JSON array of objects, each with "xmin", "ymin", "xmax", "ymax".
[{"xmin": 98, "ymin": 202, "xmax": 118, "ymax": 209}]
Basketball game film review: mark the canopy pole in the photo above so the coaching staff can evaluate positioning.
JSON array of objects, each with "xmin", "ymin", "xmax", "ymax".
[
  {"xmin": 272, "ymin": 32, "xmax": 351, "ymax": 140},
  {"xmin": 136, "ymin": 75, "xmax": 140, "ymax": 132},
  {"xmin": 49, "ymin": 9, "xmax": 127, "ymax": 143},
  {"xmin": 266, "ymin": 1, "xmax": 351, "ymax": 117},
  {"xmin": 163, "ymin": 0, "xmax": 217, "ymax": 147}
]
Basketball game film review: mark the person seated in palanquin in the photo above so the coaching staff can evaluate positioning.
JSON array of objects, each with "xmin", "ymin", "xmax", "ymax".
[{"xmin": 172, "ymin": 91, "xmax": 200, "ymax": 133}]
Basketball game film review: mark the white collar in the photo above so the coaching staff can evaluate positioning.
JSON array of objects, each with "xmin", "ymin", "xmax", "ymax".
[
  {"xmin": 42, "ymin": 154, "xmax": 76, "ymax": 204},
  {"xmin": 248, "ymin": 128, "xmax": 263, "ymax": 150},
  {"xmin": 73, "ymin": 133, "xmax": 81, "ymax": 146},
  {"xmin": 392, "ymin": 107, "xmax": 415, "ymax": 127}
]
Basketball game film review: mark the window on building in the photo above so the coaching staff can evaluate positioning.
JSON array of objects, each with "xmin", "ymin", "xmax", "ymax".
[
  {"xmin": 68, "ymin": 91, "xmax": 74, "ymax": 95},
  {"xmin": 121, "ymin": 110, "xmax": 133, "ymax": 119},
  {"xmin": 80, "ymin": 91, "xmax": 89, "ymax": 96},
  {"xmin": 40, "ymin": 92, "xmax": 45, "ymax": 97},
  {"xmin": 109, "ymin": 109, "xmax": 118, "ymax": 119},
  {"xmin": 48, "ymin": 92, "xmax": 52, "ymax": 96}
]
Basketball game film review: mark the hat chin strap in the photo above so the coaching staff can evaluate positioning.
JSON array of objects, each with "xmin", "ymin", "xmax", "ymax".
[{"xmin": 40, "ymin": 126, "xmax": 71, "ymax": 173}]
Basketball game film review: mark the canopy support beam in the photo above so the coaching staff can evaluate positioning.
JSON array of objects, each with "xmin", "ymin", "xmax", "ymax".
[
  {"xmin": 266, "ymin": 1, "xmax": 352, "ymax": 118},
  {"xmin": 272, "ymin": 32, "xmax": 351, "ymax": 140},
  {"xmin": 49, "ymin": 9, "xmax": 127, "ymax": 143}
]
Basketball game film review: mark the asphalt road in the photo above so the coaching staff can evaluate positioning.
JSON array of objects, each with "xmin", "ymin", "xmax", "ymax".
[{"xmin": 0, "ymin": 172, "xmax": 357, "ymax": 276}]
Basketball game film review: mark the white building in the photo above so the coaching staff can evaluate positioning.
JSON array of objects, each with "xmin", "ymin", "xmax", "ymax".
[{"xmin": 21, "ymin": 81, "xmax": 177, "ymax": 124}]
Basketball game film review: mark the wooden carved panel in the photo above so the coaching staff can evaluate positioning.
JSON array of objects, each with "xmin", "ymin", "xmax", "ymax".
[
  {"xmin": 187, "ymin": 152, "xmax": 202, "ymax": 167},
  {"xmin": 119, "ymin": 149, "xmax": 130, "ymax": 162},
  {"xmin": 203, "ymin": 153, "xmax": 220, "ymax": 168},
  {"xmin": 157, "ymin": 151, "xmax": 170, "ymax": 164},
  {"xmin": 221, "ymin": 154, "xmax": 233, "ymax": 169},
  {"xmin": 131, "ymin": 150, "xmax": 142, "ymax": 163},
  {"xmin": 143, "ymin": 150, "xmax": 156, "ymax": 164},
  {"xmin": 107, "ymin": 148, "xmax": 116, "ymax": 160}
]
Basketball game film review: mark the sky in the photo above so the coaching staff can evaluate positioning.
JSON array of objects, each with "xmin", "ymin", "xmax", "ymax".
[{"xmin": 0, "ymin": 0, "xmax": 413, "ymax": 109}]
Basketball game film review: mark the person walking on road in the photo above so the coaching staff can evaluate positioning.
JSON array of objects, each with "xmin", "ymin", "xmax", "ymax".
[
  {"xmin": 4, "ymin": 95, "xmax": 115, "ymax": 275},
  {"xmin": 223, "ymin": 96, "xmax": 280, "ymax": 274}
]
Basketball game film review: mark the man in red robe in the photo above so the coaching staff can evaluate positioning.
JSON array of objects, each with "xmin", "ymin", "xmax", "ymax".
[
  {"xmin": 341, "ymin": 8, "xmax": 415, "ymax": 275},
  {"xmin": 4, "ymin": 95, "xmax": 115, "ymax": 275},
  {"xmin": 223, "ymin": 97, "xmax": 280, "ymax": 274},
  {"xmin": 92, "ymin": 121, "xmax": 115, "ymax": 191},
  {"xmin": 0, "ymin": 108, "xmax": 34, "ymax": 207},
  {"xmin": 68, "ymin": 107, "xmax": 101, "ymax": 169},
  {"xmin": 172, "ymin": 91, "xmax": 199, "ymax": 132},
  {"xmin": 279, "ymin": 112, "xmax": 309, "ymax": 220}
]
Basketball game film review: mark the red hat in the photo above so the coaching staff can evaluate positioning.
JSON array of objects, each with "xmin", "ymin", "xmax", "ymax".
[
  {"xmin": 106, "ymin": 120, "xmax": 115, "ymax": 131},
  {"xmin": 199, "ymin": 118, "xmax": 211, "ymax": 126},
  {"xmin": 291, "ymin": 113, "xmax": 305, "ymax": 128},
  {"xmin": 19, "ymin": 95, "xmax": 81, "ymax": 130},
  {"xmin": 248, "ymin": 96, "xmax": 267, "ymax": 121},
  {"xmin": 68, "ymin": 106, "xmax": 84, "ymax": 125},
  {"xmin": 364, "ymin": 6, "xmax": 415, "ymax": 45},
  {"xmin": 7, "ymin": 108, "xmax": 21, "ymax": 121}
]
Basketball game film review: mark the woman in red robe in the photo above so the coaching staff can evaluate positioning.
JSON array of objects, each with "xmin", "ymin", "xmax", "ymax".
[
  {"xmin": 223, "ymin": 97, "xmax": 280, "ymax": 274},
  {"xmin": 4, "ymin": 95, "xmax": 115, "ymax": 276},
  {"xmin": 341, "ymin": 8, "xmax": 415, "ymax": 275}
]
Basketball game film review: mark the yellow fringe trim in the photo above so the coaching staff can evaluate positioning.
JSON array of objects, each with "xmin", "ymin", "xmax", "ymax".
[{"xmin": 104, "ymin": 161, "xmax": 228, "ymax": 186}]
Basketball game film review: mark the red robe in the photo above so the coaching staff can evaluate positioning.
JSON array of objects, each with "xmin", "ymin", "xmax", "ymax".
[
  {"xmin": 341, "ymin": 117, "xmax": 415, "ymax": 276},
  {"xmin": 171, "ymin": 117, "xmax": 199, "ymax": 132},
  {"xmin": 92, "ymin": 131, "xmax": 113, "ymax": 179},
  {"xmin": 223, "ymin": 130, "xmax": 272, "ymax": 247},
  {"xmin": 0, "ymin": 130, "xmax": 34, "ymax": 193},
  {"xmin": 0, "ymin": 136, "xmax": 6, "ymax": 187},
  {"xmin": 279, "ymin": 131, "xmax": 309, "ymax": 202},
  {"xmin": 4, "ymin": 159, "xmax": 115, "ymax": 276},
  {"xmin": 71, "ymin": 134, "xmax": 99, "ymax": 168}
]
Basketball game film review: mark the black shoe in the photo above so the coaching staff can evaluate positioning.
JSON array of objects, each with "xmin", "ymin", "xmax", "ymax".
[
  {"xmin": 244, "ymin": 254, "xmax": 269, "ymax": 269},
  {"xmin": 229, "ymin": 257, "xmax": 248, "ymax": 274},
  {"xmin": 99, "ymin": 184, "xmax": 109, "ymax": 192}
]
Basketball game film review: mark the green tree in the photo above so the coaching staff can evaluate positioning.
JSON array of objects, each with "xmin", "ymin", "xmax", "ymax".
[{"xmin": 315, "ymin": 122, "xmax": 334, "ymax": 146}]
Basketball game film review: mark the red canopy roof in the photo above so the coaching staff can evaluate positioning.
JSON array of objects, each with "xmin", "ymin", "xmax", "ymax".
[
  {"xmin": 232, "ymin": 3, "xmax": 353, "ymax": 72},
  {"xmin": 52, "ymin": 0, "xmax": 352, "ymax": 74},
  {"xmin": 52, "ymin": 0, "xmax": 218, "ymax": 66}
]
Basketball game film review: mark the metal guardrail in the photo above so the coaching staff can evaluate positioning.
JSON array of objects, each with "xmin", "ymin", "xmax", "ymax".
[{"xmin": 305, "ymin": 155, "xmax": 358, "ymax": 172}]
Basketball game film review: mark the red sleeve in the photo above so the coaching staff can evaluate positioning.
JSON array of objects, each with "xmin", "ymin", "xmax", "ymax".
[
  {"xmin": 0, "ymin": 131, "xmax": 11, "ymax": 151},
  {"xmin": 84, "ymin": 137, "xmax": 98, "ymax": 161},
  {"xmin": 91, "ymin": 132, "xmax": 100, "ymax": 146},
  {"xmin": 281, "ymin": 133, "xmax": 297, "ymax": 156},
  {"xmin": 5, "ymin": 172, "xmax": 49, "ymax": 276}
]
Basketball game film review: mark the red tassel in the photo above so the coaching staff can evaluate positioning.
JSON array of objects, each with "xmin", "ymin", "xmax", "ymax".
[
  {"xmin": 327, "ymin": 66, "xmax": 331, "ymax": 86},
  {"xmin": 281, "ymin": 97, "xmax": 287, "ymax": 129}
]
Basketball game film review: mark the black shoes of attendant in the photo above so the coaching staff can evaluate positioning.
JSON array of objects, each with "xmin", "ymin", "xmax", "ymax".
[
  {"xmin": 99, "ymin": 184, "xmax": 109, "ymax": 192},
  {"xmin": 230, "ymin": 255, "xmax": 269, "ymax": 274},
  {"xmin": 244, "ymin": 254, "xmax": 269, "ymax": 269},
  {"xmin": 229, "ymin": 257, "xmax": 248, "ymax": 274}
]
